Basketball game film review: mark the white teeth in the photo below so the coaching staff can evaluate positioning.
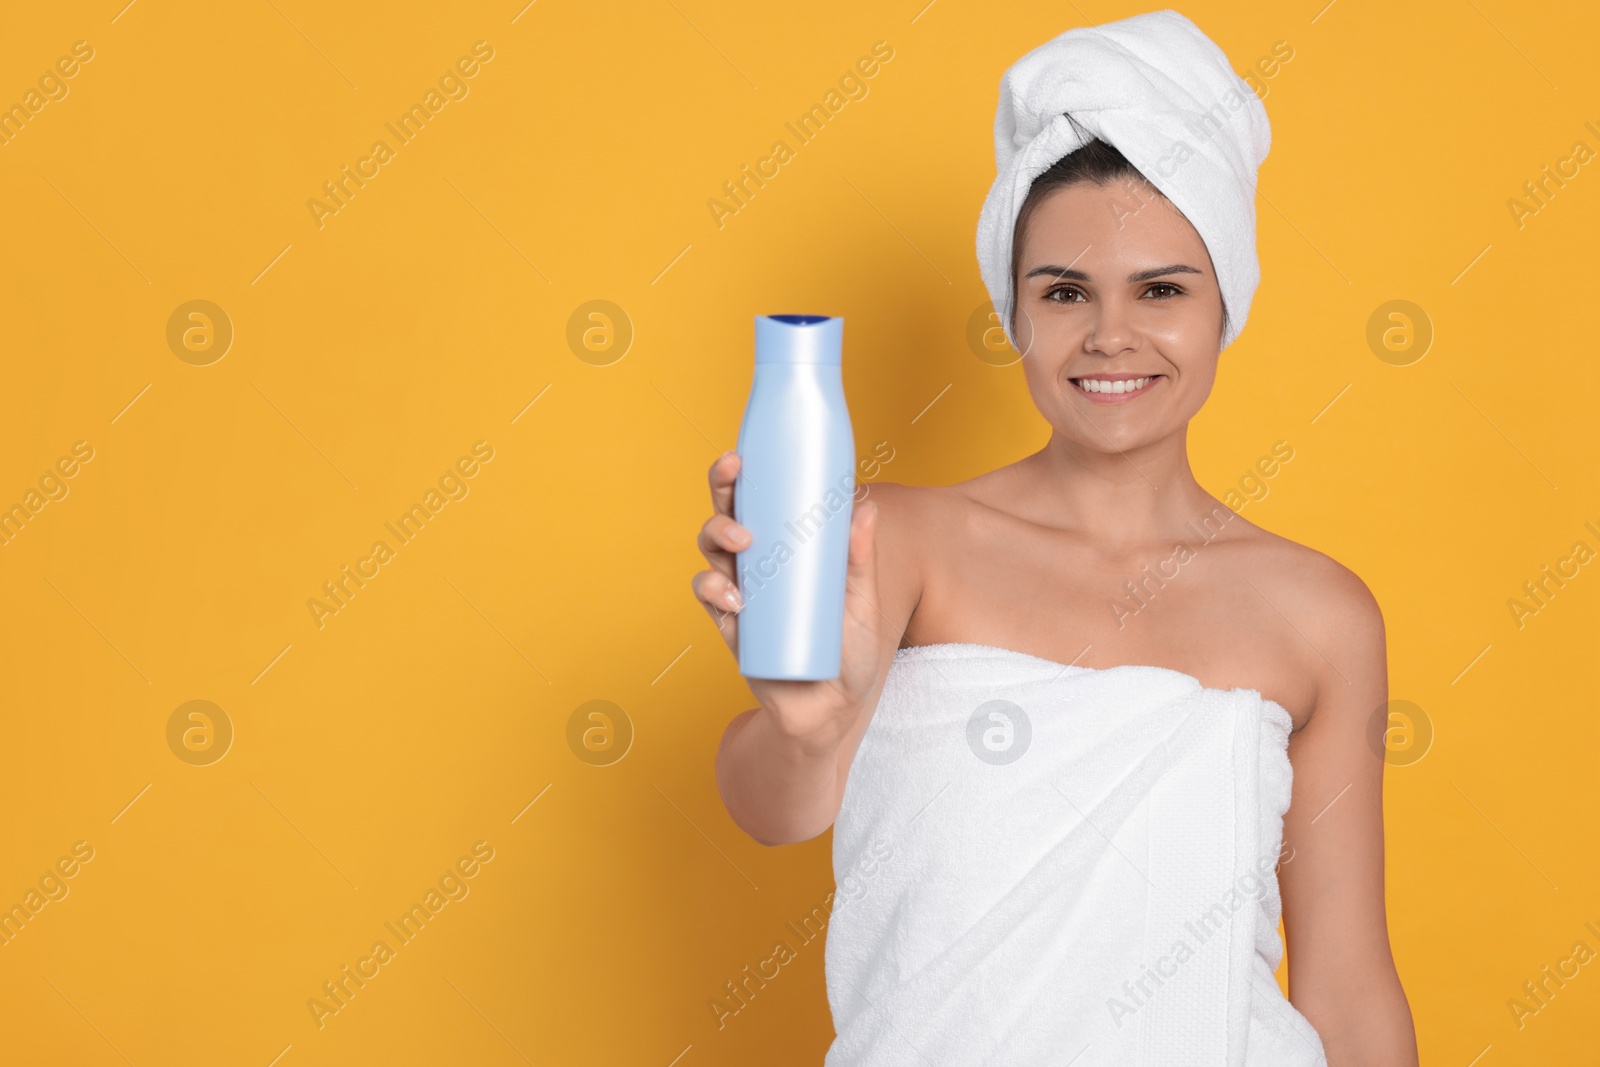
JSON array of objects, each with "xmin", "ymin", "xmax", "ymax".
[{"xmin": 1075, "ymin": 376, "xmax": 1151, "ymax": 394}]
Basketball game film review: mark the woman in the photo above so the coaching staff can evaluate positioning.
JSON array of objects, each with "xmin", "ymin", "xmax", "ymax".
[{"xmin": 694, "ymin": 11, "xmax": 1417, "ymax": 1065}]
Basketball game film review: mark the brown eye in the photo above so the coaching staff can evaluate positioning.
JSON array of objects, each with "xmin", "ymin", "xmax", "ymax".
[
  {"xmin": 1147, "ymin": 283, "xmax": 1183, "ymax": 298},
  {"xmin": 1045, "ymin": 285, "xmax": 1084, "ymax": 303}
]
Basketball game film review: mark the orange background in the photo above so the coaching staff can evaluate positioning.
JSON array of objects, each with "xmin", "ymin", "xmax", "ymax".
[{"xmin": 1, "ymin": 0, "xmax": 1596, "ymax": 1063}]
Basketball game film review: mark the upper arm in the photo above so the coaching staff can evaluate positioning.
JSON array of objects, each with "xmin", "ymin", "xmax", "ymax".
[{"xmin": 1276, "ymin": 557, "xmax": 1413, "ymax": 1047}]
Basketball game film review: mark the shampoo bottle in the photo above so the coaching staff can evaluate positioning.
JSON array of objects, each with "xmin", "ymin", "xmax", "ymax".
[{"xmin": 733, "ymin": 314, "xmax": 856, "ymax": 680}]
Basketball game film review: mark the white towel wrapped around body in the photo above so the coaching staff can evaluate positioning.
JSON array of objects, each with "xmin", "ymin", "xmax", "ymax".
[
  {"xmin": 976, "ymin": 9, "xmax": 1272, "ymax": 352},
  {"xmin": 823, "ymin": 643, "xmax": 1327, "ymax": 1066}
]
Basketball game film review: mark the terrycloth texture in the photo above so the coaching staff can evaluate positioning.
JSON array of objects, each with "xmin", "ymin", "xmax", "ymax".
[
  {"xmin": 976, "ymin": 9, "xmax": 1271, "ymax": 352},
  {"xmin": 823, "ymin": 643, "xmax": 1327, "ymax": 1066}
]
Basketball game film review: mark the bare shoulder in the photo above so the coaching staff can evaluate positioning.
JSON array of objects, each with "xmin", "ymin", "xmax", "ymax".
[
  {"xmin": 857, "ymin": 477, "xmax": 985, "ymax": 560},
  {"xmin": 1228, "ymin": 518, "xmax": 1387, "ymax": 701},
  {"xmin": 856, "ymin": 478, "xmax": 967, "ymax": 533},
  {"xmin": 1240, "ymin": 525, "xmax": 1382, "ymax": 633}
]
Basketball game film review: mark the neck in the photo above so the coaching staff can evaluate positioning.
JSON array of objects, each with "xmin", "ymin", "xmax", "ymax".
[{"xmin": 1017, "ymin": 425, "xmax": 1227, "ymax": 547}]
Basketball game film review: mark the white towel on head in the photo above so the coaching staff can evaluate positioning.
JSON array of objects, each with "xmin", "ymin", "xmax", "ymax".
[{"xmin": 976, "ymin": 9, "xmax": 1271, "ymax": 352}]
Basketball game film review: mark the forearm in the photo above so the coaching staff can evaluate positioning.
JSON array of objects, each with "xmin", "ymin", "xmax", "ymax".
[
  {"xmin": 1298, "ymin": 977, "xmax": 1418, "ymax": 1067},
  {"xmin": 715, "ymin": 706, "xmax": 843, "ymax": 846}
]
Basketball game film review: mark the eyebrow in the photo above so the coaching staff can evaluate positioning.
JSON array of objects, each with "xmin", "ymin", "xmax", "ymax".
[{"xmin": 1023, "ymin": 263, "xmax": 1204, "ymax": 283}]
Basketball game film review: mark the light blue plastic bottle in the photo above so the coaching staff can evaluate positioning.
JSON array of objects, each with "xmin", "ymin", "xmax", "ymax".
[{"xmin": 734, "ymin": 314, "xmax": 855, "ymax": 681}]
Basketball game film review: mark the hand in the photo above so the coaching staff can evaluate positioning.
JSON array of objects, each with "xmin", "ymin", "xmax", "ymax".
[{"xmin": 692, "ymin": 451, "xmax": 887, "ymax": 752}]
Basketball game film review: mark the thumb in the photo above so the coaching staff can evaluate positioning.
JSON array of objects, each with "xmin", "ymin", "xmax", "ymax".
[{"xmin": 843, "ymin": 498, "xmax": 880, "ymax": 615}]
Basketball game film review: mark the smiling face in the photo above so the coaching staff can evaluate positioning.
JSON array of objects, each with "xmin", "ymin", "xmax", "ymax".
[{"xmin": 1011, "ymin": 177, "xmax": 1226, "ymax": 455}]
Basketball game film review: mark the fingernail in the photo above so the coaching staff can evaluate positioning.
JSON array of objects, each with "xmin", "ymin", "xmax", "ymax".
[{"xmin": 725, "ymin": 587, "xmax": 743, "ymax": 610}]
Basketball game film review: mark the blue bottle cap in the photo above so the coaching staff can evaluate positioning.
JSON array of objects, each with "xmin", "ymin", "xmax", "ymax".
[{"xmin": 755, "ymin": 314, "xmax": 843, "ymax": 365}]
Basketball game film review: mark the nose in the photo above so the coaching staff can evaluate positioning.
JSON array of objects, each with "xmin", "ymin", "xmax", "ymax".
[{"xmin": 1083, "ymin": 296, "xmax": 1138, "ymax": 357}]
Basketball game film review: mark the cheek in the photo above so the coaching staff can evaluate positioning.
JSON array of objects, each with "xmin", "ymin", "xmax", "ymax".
[
  {"xmin": 1190, "ymin": 356, "xmax": 1222, "ymax": 390},
  {"xmin": 1144, "ymin": 308, "xmax": 1212, "ymax": 349},
  {"xmin": 1013, "ymin": 302, "xmax": 1069, "ymax": 362},
  {"xmin": 1013, "ymin": 305, "xmax": 1036, "ymax": 355},
  {"xmin": 1018, "ymin": 350, "xmax": 1067, "ymax": 398},
  {"xmin": 1168, "ymin": 358, "xmax": 1220, "ymax": 413}
]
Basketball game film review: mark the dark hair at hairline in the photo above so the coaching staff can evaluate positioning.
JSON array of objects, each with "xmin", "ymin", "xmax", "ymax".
[{"xmin": 1006, "ymin": 135, "xmax": 1230, "ymax": 344}]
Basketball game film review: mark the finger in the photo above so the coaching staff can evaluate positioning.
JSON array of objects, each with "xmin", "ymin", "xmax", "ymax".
[
  {"xmin": 708, "ymin": 450, "xmax": 741, "ymax": 519},
  {"xmin": 691, "ymin": 566, "xmax": 744, "ymax": 612},
  {"xmin": 847, "ymin": 499, "xmax": 878, "ymax": 580},
  {"xmin": 690, "ymin": 569, "xmax": 742, "ymax": 642},
  {"xmin": 697, "ymin": 513, "xmax": 750, "ymax": 574},
  {"xmin": 842, "ymin": 500, "xmax": 883, "ymax": 631}
]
